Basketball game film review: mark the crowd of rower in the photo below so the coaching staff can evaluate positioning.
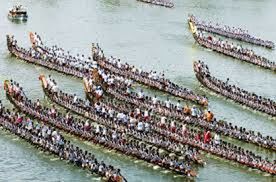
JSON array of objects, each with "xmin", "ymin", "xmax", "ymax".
[
  {"xmin": 7, "ymin": 35, "xmax": 90, "ymax": 78},
  {"xmin": 85, "ymin": 69, "xmax": 276, "ymax": 150},
  {"xmin": 92, "ymin": 43, "xmax": 209, "ymax": 106},
  {"xmin": 7, "ymin": 33, "xmax": 209, "ymax": 107},
  {"xmin": 193, "ymin": 31, "xmax": 276, "ymax": 71},
  {"xmin": 0, "ymin": 103, "xmax": 124, "ymax": 181},
  {"xmin": 137, "ymin": 0, "xmax": 174, "ymax": 8},
  {"xmin": 40, "ymin": 76, "xmax": 276, "ymax": 174},
  {"xmin": 31, "ymin": 32, "xmax": 96, "ymax": 72},
  {"xmin": 194, "ymin": 60, "xmax": 276, "ymax": 116},
  {"xmin": 188, "ymin": 15, "xmax": 275, "ymax": 49},
  {"xmin": 7, "ymin": 34, "xmax": 276, "ymax": 149},
  {"xmin": 6, "ymin": 79, "xmax": 201, "ymax": 176},
  {"xmin": 5, "ymin": 32, "xmax": 275, "ymax": 173}
]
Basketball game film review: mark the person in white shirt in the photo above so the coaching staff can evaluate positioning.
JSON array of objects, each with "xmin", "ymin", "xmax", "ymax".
[
  {"xmin": 191, "ymin": 105, "xmax": 198, "ymax": 117},
  {"xmin": 94, "ymin": 102, "xmax": 101, "ymax": 113},
  {"xmin": 144, "ymin": 110, "xmax": 149, "ymax": 120},
  {"xmin": 135, "ymin": 108, "xmax": 141, "ymax": 116},
  {"xmin": 138, "ymin": 90, "xmax": 144, "ymax": 100},
  {"xmin": 152, "ymin": 95, "xmax": 158, "ymax": 105},
  {"xmin": 51, "ymin": 84, "xmax": 58, "ymax": 94},
  {"xmin": 145, "ymin": 122, "xmax": 150, "ymax": 132},
  {"xmin": 117, "ymin": 59, "xmax": 121, "ymax": 68},
  {"xmin": 96, "ymin": 87, "xmax": 103, "ymax": 97},
  {"xmin": 165, "ymin": 98, "xmax": 171, "ymax": 108},
  {"xmin": 129, "ymin": 116, "xmax": 136, "ymax": 129},
  {"xmin": 137, "ymin": 121, "xmax": 144, "ymax": 132},
  {"xmin": 182, "ymin": 124, "xmax": 187, "ymax": 136},
  {"xmin": 95, "ymin": 124, "xmax": 100, "ymax": 134},
  {"xmin": 73, "ymin": 94, "xmax": 78, "ymax": 104},
  {"xmin": 214, "ymin": 133, "xmax": 220, "ymax": 145},
  {"xmin": 112, "ymin": 131, "xmax": 117, "ymax": 140},
  {"xmin": 126, "ymin": 87, "xmax": 131, "ymax": 95},
  {"xmin": 160, "ymin": 116, "xmax": 166, "ymax": 127},
  {"xmin": 108, "ymin": 77, "xmax": 114, "ymax": 86}
]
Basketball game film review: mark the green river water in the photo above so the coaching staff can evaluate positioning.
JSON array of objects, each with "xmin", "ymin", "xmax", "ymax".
[{"xmin": 0, "ymin": 0, "xmax": 275, "ymax": 181}]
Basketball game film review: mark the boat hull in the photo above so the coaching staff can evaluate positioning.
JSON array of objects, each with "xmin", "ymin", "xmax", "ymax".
[{"xmin": 8, "ymin": 14, "xmax": 28, "ymax": 21}]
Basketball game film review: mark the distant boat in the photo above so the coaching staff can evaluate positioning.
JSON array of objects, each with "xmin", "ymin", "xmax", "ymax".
[{"xmin": 8, "ymin": 5, "xmax": 28, "ymax": 21}]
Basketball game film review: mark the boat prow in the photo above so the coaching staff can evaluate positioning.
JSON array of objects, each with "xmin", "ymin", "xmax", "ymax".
[
  {"xmin": 3, "ymin": 80, "xmax": 10, "ymax": 91},
  {"xmin": 38, "ymin": 74, "xmax": 48, "ymax": 89},
  {"xmin": 29, "ymin": 32, "xmax": 36, "ymax": 46},
  {"xmin": 188, "ymin": 20, "xmax": 197, "ymax": 34},
  {"xmin": 83, "ymin": 77, "xmax": 91, "ymax": 93}
]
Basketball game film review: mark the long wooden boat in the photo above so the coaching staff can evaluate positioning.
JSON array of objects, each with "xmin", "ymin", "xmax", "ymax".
[
  {"xmin": 188, "ymin": 15, "xmax": 275, "ymax": 49},
  {"xmin": 188, "ymin": 22, "xmax": 276, "ymax": 72},
  {"xmin": 38, "ymin": 76, "xmax": 276, "ymax": 174},
  {"xmin": 83, "ymin": 75, "xmax": 276, "ymax": 151},
  {"xmin": 193, "ymin": 61, "xmax": 276, "ymax": 117},
  {"xmin": 0, "ymin": 105, "xmax": 125, "ymax": 181},
  {"xmin": 6, "ymin": 35, "xmax": 88, "ymax": 78},
  {"xmin": 37, "ymin": 76, "xmax": 201, "ymax": 176},
  {"xmin": 29, "ymin": 33, "xmax": 208, "ymax": 106},
  {"xmin": 91, "ymin": 44, "xmax": 209, "ymax": 106},
  {"xmin": 137, "ymin": 0, "xmax": 174, "ymax": 8},
  {"xmin": 4, "ymin": 80, "xmax": 199, "ymax": 177},
  {"xmin": 7, "ymin": 34, "xmax": 208, "ymax": 108}
]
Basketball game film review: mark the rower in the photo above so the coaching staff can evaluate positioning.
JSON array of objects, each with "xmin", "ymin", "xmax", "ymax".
[
  {"xmin": 95, "ymin": 102, "xmax": 101, "ymax": 114},
  {"xmin": 201, "ymin": 96, "xmax": 208, "ymax": 106},
  {"xmin": 95, "ymin": 124, "xmax": 100, "ymax": 134},
  {"xmin": 46, "ymin": 75, "xmax": 52, "ymax": 85},
  {"xmin": 145, "ymin": 122, "xmax": 150, "ymax": 133},
  {"xmin": 126, "ymin": 87, "xmax": 131, "ymax": 95},
  {"xmin": 50, "ymin": 105, "xmax": 57, "ymax": 117},
  {"xmin": 117, "ymin": 59, "xmax": 122, "ymax": 68},
  {"xmin": 129, "ymin": 114, "xmax": 136, "ymax": 129},
  {"xmin": 152, "ymin": 95, "xmax": 158, "ymax": 105},
  {"xmin": 191, "ymin": 105, "xmax": 198, "ymax": 117},
  {"xmin": 183, "ymin": 105, "xmax": 191, "ymax": 115},
  {"xmin": 112, "ymin": 131, "xmax": 117, "ymax": 140},
  {"xmin": 165, "ymin": 98, "xmax": 171, "ymax": 108},
  {"xmin": 170, "ymin": 121, "xmax": 176, "ymax": 133},
  {"xmin": 204, "ymin": 109, "xmax": 214, "ymax": 122},
  {"xmin": 181, "ymin": 124, "xmax": 188, "ymax": 136},
  {"xmin": 85, "ymin": 99, "xmax": 90, "ymax": 109},
  {"xmin": 176, "ymin": 100, "xmax": 182, "ymax": 112},
  {"xmin": 137, "ymin": 120, "xmax": 144, "ymax": 132},
  {"xmin": 195, "ymin": 131, "xmax": 202, "ymax": 141},
  {"xmin": 138, "ymin": 89, "xmax": 144, "ymax": 100},
  {"xmin": 160, "ymin": 116, "xmax": 166, "ymax": 128},
  {"xmin": 214, "ymin": 133, "xmax": 221, "ymax": 145},
  {"xmin": 135, "ymin": 108, "xmax": 141, "ymax": 117},
  {"xmin": 84, "ymin": 120, "xmax": 90, "ymax": 131},
  {"xmin": 35, "ymin": 99, "xmax": 41, "ymax": 110},
  {"xmin": 204, "ymin": 130, "xmax": 211, "ymax": 144},
  {"xmin": 225, "ymin": 78, "xmax": 230, "ymax": 85},
  {"xmin": 73, "ymin": 94, "xmax": 78, "ymax": 104},
  {"xmin": 144, "ymin": 109, "xmax": 150, "ymax": 121},
  {"xmin": 95, "ymin": 86, "xmax": 103, "ymax": 99},
  {"xmin": 51, "ymin": 81, "xmax": 58, "ymax": 94}
]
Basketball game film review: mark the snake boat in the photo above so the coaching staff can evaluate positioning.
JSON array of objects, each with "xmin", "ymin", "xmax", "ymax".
[
  {"xmin": 188, "ymin": 15, "xmax": 275, "ymax": 49},
  {"xmin": 194, "ymin": 60, "xmax": 276, "ymax": 117}
]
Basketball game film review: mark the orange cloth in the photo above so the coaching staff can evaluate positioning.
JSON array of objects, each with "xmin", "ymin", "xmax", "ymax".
[
  {"xmin": 183, "ymin": 106, "xmax": 191, "ymax": 115},
  {"xmin": 205, "ymin": 111, "xmax": 214, "ymax": 122}
]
